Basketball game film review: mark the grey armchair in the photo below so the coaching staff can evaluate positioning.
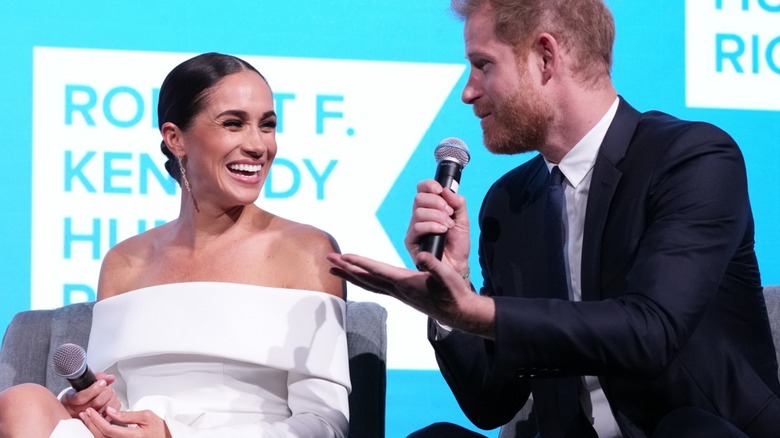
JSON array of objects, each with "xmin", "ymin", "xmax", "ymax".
[{"xmin": 0, "ymin": 300, "xmax": 387, "ymax": 438}]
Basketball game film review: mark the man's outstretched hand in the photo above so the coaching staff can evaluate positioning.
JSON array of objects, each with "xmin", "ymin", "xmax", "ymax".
[{"xmin": 327, "ymin": 251, "xmax": 495, "ymax": 339}]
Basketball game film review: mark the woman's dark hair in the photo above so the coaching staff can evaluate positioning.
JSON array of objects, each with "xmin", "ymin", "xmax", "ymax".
[{"xmin": 157, "ymin": 52, "xmax": 267, "ymax": 183}]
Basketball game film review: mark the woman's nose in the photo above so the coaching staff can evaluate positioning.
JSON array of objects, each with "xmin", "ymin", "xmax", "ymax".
[{"xmin": 243, "ymin": 129, "xmax": 267, "ymax": 157}]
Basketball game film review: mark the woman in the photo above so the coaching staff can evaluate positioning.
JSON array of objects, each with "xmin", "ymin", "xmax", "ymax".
[{"xmin": 0, "ymin": 52, "xmax": 350, "ymax": 437}]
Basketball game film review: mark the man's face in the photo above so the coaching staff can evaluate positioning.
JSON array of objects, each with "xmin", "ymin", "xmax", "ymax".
[{"xmin": 462, "ymin": 5, "xmax": 553, "ymax": 155}]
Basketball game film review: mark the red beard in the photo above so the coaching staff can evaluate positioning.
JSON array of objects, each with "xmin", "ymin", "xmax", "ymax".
[{"xmin": 476, "ymin": 86, "xmax": 554, "ymax": 156}]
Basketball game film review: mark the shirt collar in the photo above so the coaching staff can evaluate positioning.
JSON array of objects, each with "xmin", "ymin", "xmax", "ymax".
[{"xmin": 546, "ymin": 97, "xmax": 619, "ymax": 188}]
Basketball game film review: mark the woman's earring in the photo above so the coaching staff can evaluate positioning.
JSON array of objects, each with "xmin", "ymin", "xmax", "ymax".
[
  {"xmin": 178, "ymin": 156, "xmax": 199, "ymax": 212},
  {"xmin": 178, "ymin": 156, "xmax": 192, "ymax": 194}
]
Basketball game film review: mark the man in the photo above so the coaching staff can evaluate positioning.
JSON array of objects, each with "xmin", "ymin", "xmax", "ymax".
[{"xmin": 327, "ymin": 0, "xmax": 780, "ymax": 436}]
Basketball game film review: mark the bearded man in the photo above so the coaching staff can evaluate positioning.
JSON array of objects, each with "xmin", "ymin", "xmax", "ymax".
[{"xmin": 328, "ymin": 0, "xmax": 780, "ymax": 436}]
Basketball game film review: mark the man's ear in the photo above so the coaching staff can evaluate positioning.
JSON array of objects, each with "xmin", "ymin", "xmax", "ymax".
[
  {"xmin": 161, "ymin": 122, "xmax": 185, "ymax": 157},
  {"xmin": 534, "ymin": 32, "xmax": 560, "ymax": 83}
]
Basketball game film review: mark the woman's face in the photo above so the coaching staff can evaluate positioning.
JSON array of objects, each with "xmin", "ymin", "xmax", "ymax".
[{"xmin": 179, "ymin": 70, "xmax": 277, "ymax": 209}]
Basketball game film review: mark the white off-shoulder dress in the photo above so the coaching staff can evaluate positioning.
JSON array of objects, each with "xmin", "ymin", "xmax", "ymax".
[{"xmin": 51, "ymin": 282, "xmax": 351, "ymax": 438}]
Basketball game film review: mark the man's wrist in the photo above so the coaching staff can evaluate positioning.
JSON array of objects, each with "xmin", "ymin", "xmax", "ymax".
[
  {"xmin": 451, "ymin": 261, "xmax": 471, "ymax": 281},
  {"xmin": 454, "ymin": 294, "xmax": 496, "ymax": 339}
]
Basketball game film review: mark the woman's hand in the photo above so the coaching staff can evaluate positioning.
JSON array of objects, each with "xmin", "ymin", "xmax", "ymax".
[
  {"xmin": 80, "ymin": 407, "xmax": 171, "ymax": 438},
  {"xmin": 61, "ymin": 372, "xmax": 121, "ymax": 418}
]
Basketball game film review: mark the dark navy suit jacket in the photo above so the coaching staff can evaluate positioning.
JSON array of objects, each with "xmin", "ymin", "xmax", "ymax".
[{"xmin": 428, "ymin": 98, "xmax": 780, "ymax": 437}]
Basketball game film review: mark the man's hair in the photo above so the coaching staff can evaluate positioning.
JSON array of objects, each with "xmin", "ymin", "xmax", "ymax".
[{"xmin": 451, "ymin": 0, "xmax": 615, "ymax": 85}]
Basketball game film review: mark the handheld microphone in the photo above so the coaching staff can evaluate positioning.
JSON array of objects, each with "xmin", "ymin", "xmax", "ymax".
[
  {"xmin": 52, "ymin": 343, "xmax": 96, "ymax": 391},
  {"xmin": 418, "ymin": 137, "xmax": 470, "ymax": 260}
]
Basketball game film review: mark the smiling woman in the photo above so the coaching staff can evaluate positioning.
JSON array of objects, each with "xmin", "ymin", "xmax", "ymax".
[
  {"xmin": 0, "ymin": 52, "xmax": 351, "ymax": 438},
  {"xmin": 157, "ymin": 56, "xmax": 278, "ymax": 213}
]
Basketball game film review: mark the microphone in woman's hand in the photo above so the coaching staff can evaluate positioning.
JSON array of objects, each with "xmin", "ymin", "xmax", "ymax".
[{"xmin": 52, "ymin": 343, "xmax": 96, "ymax": 391}]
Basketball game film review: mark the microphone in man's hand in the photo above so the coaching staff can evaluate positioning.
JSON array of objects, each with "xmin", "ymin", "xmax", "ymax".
[
  {"xmin": 418, "ymin": 137, "xmax": 471, "ymax": 260},
  {"xmin": 52, "ymin": 343, "xmax": 96, "ymax": 391}
]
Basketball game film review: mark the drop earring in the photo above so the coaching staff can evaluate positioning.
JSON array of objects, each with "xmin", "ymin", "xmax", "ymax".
[{"xmin": 178, "ymin": 156, "xmax": 200, "ymax": 212}]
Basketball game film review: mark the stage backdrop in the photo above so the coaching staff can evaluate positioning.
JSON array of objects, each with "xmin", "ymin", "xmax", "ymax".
[{"xmin": 1, "ymin": 1, "xmax": 778, "ymax": 436}]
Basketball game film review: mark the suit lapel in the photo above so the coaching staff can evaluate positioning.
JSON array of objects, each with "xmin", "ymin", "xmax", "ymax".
[{"xmin": 581, "ymin": 97, "xmax": 641, "ymax": 301}]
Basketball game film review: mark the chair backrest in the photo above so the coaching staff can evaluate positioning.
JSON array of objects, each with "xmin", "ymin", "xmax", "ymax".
[
  {"xmin": 0, "ymin": 300, "xmax": 387, "ymax": 438},
  {"xmin": 0, "ymin": 302, "xmax": 95, "ymax": 391}
]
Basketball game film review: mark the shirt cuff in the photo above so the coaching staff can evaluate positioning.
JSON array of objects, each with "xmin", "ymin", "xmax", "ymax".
[{"xmin": 434, "ymin": 320, "xmax": 453, "ymax": 340}]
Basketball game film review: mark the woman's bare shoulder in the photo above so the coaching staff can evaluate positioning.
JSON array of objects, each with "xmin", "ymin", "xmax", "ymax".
[
  {"xmin": 265, "ymin": 216, "xmax": 345, "ymax": 298},
  {"xmin": 97, "ymin": 225, "xmax": 169, "ymax": 300},
  {"xmin": 271, "ymin": 215, "xmax": 339, "ymax": 254}
]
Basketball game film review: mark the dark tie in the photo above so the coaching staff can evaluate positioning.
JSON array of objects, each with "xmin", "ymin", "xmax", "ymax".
[
  {"xmin": 540, "ymin": 166, "xmax": 598, "ymax": 437},
  {"xmin": 546, "ymin": 166, "xmax": 569, "ymax": 300}
]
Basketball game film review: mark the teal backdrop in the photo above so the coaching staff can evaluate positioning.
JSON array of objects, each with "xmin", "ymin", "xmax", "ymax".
[{"xmin": 1, "ymin": 1, "xmax": 778, "ymax": 436}]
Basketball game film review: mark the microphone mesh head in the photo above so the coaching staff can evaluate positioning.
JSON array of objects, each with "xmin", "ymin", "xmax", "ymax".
[
  {"xmin": 434, "ymin": 137, "xmax": 470, "ymax": 167},
  {"xmin": 52, "ymin": 343, "xmax": 87, "ymax": 379}
]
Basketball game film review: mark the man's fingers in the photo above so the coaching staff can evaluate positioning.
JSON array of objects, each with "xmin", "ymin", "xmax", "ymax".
[
  {"xmin": 421, "ymin": 250, "xmax": 470, "ymax": 292},
  {"xmin": 328, "ymin": 255, "xmax": 393, "ymax": 295},
  {"xmin": 329, "ymin": 267, "xmax": 390, "ymax": 295},
  {"xmin": 416, "ymin": 179, "xmax": 444, "ymax": 194},
  {"xmin": 328, "ymin": 253, "xmax": 425, "ymax": 296},
  {"xmin": 339, "ymin": 253, "xmax": 414, "ymax": 284},
  {"xmin": 413, "ymin": 250, "xmax": 440, "ymax": 274}
]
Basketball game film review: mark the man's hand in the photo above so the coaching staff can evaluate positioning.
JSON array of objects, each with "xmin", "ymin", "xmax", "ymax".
[
  {"xmin": 327, "ymin": 250, "xmax": 495, "ymax": 338},
  {"xmin": 405, "ymin": 180, "xmax": 471, "ymax": 277}
]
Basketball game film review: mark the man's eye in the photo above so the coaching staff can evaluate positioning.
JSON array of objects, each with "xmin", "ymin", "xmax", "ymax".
[{"xmin": 474, "ymin": 60, "xmax": 489, "ymax": 71}]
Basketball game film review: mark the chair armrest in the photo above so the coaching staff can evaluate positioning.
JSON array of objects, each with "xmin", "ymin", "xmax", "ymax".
[{"xmin": 346, "ymin": 300, "xmax": 387, "ymax": 438}]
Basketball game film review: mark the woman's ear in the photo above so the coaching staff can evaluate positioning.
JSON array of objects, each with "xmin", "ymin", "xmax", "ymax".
[{"xmin": 161, "ymin": 122, "xmax": 185, "ymax": 157}]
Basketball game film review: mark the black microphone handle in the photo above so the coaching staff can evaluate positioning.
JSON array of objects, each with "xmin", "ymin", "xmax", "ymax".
[
  {"xmin": 67, "ymin": 367, "xmax": 128, "ymax": 427},
  {"xmin": 419, "ymin": 160, "xmax": 463, "ymax": 260},
  {"xmin": 68, "ymin": 367, "xmax": 97, "ymax": 392}
]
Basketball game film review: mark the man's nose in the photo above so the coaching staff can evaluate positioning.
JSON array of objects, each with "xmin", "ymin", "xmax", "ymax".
[{"xmin": 462, "ymin": 74, "xmax": 480, "ymax": 105}]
